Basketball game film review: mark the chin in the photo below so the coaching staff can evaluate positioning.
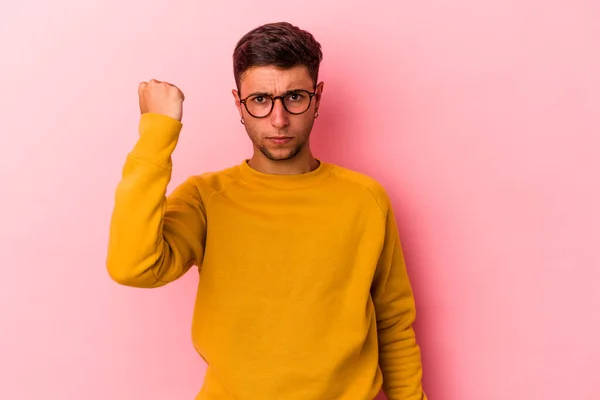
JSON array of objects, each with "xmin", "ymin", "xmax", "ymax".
[
  {"xmin": 260, "ymin": 146, "xmax": 302, "ymax": 161},
  {"xmin": 266, "ymin": 152, "xmax": 297, "ymax": 161}
]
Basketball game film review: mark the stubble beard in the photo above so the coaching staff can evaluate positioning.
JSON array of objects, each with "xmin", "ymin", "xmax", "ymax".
[
  {"xmin": 246, "ymin": 120, "xmax": 314, "ymax": 162},
  {"xmin": 258, "ymin": 142, "xmax": 304, "ymax": 161}
]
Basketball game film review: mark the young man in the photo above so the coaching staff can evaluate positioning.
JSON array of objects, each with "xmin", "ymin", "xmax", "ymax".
[{"xmin": 107, "ymin": 22, "xmax": 427, "ymax": 400}]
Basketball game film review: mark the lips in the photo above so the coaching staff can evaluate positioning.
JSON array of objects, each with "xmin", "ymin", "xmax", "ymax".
[{"xmin": 267, "ymin": 137, "xmax": 293, "ymax": 145}]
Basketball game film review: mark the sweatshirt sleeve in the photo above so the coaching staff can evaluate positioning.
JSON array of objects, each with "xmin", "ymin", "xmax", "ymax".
[
  {"xmin": 106, "ymin": 112, "xmax": 207, "ymax": 288},
  {"xmin": 371, "ymin": 196, "xmax": 427, "ymax": 400}
]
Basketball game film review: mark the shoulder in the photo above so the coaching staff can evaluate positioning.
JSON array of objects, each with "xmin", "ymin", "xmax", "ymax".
[
  {"xmin": 327, "ymin": 163, "xmax": 393, "ymax": 215},
  {"xmin": 193, "ymin": 165, "xmax": 240, "ymax": 190},
  {"xmin": 173, "ymin": 164, "xmax": 242, "ymax": 198}
]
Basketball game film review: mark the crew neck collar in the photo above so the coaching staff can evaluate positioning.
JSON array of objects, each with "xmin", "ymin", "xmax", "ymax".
[{"xmin": 238, "ymin": 159, "xmax": 333, "ymax": 189}]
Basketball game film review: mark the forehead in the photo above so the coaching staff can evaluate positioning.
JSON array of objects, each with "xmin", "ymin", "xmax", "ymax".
[{"xmin": 239, "ymin": 65, "xmax": 313, "ymax": 95}]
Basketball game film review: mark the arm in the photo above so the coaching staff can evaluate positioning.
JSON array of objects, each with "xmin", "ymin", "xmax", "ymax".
[
  {"xmin": 106, "ymin": 112, "xmax": 206, "ymax": 288},
  {"xmin": 372, "ymin": 198, "xmax": 427, "ymax": 400}
]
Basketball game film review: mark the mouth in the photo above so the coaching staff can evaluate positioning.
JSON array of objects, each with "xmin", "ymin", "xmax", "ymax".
[{"xmin": 266, "ymin": 136, "xmax": 294, "ymax": 145}]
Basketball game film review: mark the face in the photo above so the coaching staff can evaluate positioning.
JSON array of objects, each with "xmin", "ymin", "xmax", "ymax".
[{"xmin": 233, "ymin": 65, "xmax": 324, "ymax": 162}]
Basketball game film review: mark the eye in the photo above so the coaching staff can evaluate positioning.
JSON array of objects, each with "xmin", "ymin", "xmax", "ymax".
[{"xmin": 287, "ymin": 92, "xmax": 305, "ymax": 102}]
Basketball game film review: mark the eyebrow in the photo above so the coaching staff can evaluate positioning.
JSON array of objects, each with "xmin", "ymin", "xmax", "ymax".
[{"xmin": 244, "ymin": 88, "xmax": 310, "ymax": 97}]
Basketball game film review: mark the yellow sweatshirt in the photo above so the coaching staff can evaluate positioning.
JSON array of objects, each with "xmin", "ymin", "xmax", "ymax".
[{"xmin": 107, "ymin": 112, "xmax": 427, "ymax": 400}]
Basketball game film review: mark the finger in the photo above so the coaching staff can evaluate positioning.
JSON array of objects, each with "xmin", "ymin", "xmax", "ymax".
[{"xmin": 138, "ymin": 82, "xmax": 147, "ymax": 95}]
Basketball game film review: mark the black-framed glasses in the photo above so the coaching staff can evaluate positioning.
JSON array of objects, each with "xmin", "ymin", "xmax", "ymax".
[{"xmin": 239, "ymin": 89, "xmax": 316, "ymax": 118}]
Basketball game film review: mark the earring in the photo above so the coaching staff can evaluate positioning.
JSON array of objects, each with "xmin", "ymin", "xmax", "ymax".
[{"xmin": 240, "ymin": 118, "xmax": 245, "ymax": 125}]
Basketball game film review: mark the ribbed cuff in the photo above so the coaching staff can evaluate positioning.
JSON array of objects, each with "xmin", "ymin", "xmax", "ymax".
[{"xmin": 130, "ymin": 112, "xmax": 183, "ymax": 169}]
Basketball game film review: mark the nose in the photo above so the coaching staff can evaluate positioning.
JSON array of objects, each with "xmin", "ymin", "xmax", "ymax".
[{"xmin": 270, "ymin": 98, "xmax": 289, "ymax": 129}]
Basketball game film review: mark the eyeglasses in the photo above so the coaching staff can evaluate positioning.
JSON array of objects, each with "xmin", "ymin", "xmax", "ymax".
[{"xmin": 239, "ymin": 89, "xmax": 316, "ymax": 118}]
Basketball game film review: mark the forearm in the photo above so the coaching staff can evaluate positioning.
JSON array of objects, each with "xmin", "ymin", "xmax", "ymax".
[
  {"xmin": 106, "ymin": 113, "xmax": 192, "ymax": 287},
  {"xmin": 379, "ymin": 323, "xmax": 426, "ymax": 400}
]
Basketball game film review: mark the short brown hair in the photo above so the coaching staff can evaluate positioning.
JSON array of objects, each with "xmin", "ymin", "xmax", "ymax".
[{"xmin": 233, "ymin": 22, "xmax": 323, "ymax": 92}]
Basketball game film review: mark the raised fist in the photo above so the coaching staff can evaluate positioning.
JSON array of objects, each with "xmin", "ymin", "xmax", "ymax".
[{"xmin": 138, "ymin": 79, "xmax": 185, "ymax": 122}]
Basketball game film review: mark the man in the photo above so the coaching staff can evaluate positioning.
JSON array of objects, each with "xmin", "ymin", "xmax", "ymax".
[{"xmin": 107, "ymin": 22, "xmax": 427, "ymax": 400}]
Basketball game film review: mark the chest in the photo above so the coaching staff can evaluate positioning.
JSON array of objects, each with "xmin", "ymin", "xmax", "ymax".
[{"xmin": 199, "ymin": 190, "xmax": 385, "ymax": 292}]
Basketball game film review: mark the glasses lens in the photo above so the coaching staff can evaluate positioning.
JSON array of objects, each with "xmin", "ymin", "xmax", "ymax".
[
  {"xmin": 245, "ymin": 95, "xmax": 273, "ymax": 117},
  {"xmin": 244, "ymin": 91, "xmax": 312, "ymax": 117},
  {"xmin": 284, "ymin": 91, "xmax": 311, "ymax": 114}
]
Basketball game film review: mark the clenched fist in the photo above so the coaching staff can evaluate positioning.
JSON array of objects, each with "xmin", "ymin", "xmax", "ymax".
[{"xmin": 138, "ymin": 79, "xmax": 185, "ymax": 122}]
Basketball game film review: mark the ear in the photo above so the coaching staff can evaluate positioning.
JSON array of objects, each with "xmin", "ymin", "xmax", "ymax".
[
  {"xmin": 232, "ymin": 89, "xmax": 243, "ymax": 117},
  {"xmin": 314, "ymin": 81, "xmax": 324, "ymax": 110}
]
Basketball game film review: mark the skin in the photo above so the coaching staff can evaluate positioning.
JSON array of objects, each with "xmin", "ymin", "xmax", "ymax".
[{"xmin": 232, "ymin": 65, "xmax": 324, "ymax": 175}]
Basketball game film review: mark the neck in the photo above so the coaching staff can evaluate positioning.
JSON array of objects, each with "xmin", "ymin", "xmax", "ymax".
[{"xmin": 248, "ymin": 148, "xmax": 319, "ymax": 175}]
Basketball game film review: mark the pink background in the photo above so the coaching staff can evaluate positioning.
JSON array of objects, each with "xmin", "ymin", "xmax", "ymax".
[{"xmin": 2, "ymin": 1, "xmax": 599, "ymax": 399}]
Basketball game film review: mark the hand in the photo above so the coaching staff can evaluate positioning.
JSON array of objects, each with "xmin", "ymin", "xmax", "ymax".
[{"xmin": 138, "ymin": 79, "xmax": 185, "ymax": 122}]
